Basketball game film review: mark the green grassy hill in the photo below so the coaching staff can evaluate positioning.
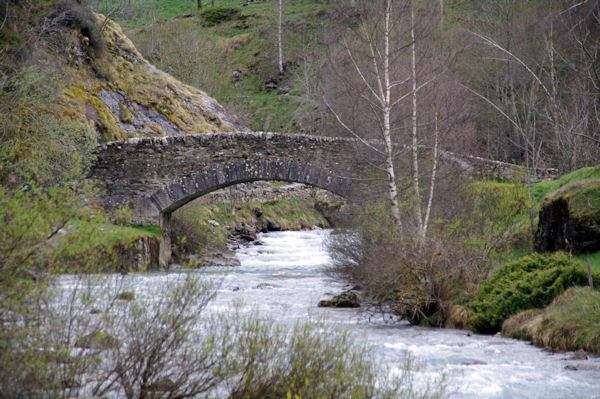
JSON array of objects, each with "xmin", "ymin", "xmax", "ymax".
[{"xmin": 95, "ymin": 0, "xmax": 334, "ymax": 133}]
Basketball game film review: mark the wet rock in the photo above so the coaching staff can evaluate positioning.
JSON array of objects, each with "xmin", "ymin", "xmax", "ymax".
[
  {"xmin": 567, "ymin": 350, "xmax": 588, "ymax": 360},
  {"xmin": 318, "ymin": 290, "xmax": 360, "ymax": 308},
  {"xmin": 267, "ymin": 220, "xmax": 281, "ymax": 231},
  {"xmin": 461, "ymin": 359, "xmax": 487, "ymax": 366},
  {"xmin": 255, "ymin": 283, "xmax": 275, "ymax": 289},
  {"xmin": 564, "ymin": 365, "xmax": 578, "ymax": 371},
  {"xmin": 202, "ymin": 251, "xmax": 241, "ymax": 267}
]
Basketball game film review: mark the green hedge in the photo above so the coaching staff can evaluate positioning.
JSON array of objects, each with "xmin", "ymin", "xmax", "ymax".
[{"xmin": 468, "ymin": 253, "xmax": 599, "ymax": 334}]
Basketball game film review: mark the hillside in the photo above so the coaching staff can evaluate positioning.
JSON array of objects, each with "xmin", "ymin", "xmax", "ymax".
[{"xmin": 1, "ymin": 1, "xmax": 245, "ymax": 145}]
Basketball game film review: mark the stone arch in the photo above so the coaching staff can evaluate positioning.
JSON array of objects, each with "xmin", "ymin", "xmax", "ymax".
[{"xmin": 148, "ymin": 160, "xmax": 354, "ymax": 266}]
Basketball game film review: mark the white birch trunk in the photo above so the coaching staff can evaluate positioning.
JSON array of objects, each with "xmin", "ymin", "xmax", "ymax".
[
  {"xmin": 423, "ymin": 110, "xmax": 439, "ymax": 238},
  {"xmin": 383, "ymin": 0, "xmax": 402, "ymax": 227},
  {"xmin": 278, "ymin": 0, "xmax": 283, "ymax": 74},
  {"xmin": 410, "ymin": 2, "xmax": 424, "ymax": 237}
]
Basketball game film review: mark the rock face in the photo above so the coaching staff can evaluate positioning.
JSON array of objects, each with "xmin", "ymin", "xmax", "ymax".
[
  {"xmin": 62, "ymin": 13, "xmax": 246, "ymax": 142},
  {"xmin": 114, "ymin": 235, "xmax": 160, "ymax": 271},
  {"xmin": 318, "ymin": 290, "xmax": 360, "ymax": 308},
  {"xmin": 536, "ymin": 180, "xmax": 600, "ymax": 254}
]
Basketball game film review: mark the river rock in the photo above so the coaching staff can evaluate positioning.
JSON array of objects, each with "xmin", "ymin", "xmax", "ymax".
[
  {"xmin": 267, "ymin": 220, "xmax": 281, "ymax": 231},
  {"xmin": 318, "ymin": 290, "xmax": 360, "ymax": 308},
  {"xmin": 567, "ymin": 349, "xmax": 588, "ymax": 360}
]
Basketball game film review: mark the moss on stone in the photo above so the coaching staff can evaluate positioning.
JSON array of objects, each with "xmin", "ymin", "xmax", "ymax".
[{"xmin": 56, "ymin": 12, "xmax": 243, "ymax": 142}]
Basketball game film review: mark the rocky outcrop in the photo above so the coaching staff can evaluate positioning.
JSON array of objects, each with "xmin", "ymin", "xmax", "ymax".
[
  {"xmin": 114, "ymin": 235, "xmax": 160, "ymax": 271},
  {"xmin": 536, "ymin": 179, "xmax": 600, "ymax": 254},
  {"xmin": 318, "ymin": 290, "xmax": 360, "ymax": 308},
  {"xmin": 62, "ymin": 13, "xmax": 246, "ymax": 142}
]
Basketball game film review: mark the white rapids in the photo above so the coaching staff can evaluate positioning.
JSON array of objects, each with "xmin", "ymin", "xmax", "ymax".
[{"xmin": 57, "ymin": 229, "xmax": 600, "ymax": 398}]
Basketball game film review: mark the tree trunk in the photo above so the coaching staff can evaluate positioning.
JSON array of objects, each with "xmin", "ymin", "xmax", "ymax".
[
  {"xmin": 410, "ymin": 2, "xmax": 424, "ymax": 238},
  {"xmin": 278, "ymin": 0, "xmax": 283, "ymax": 73}
]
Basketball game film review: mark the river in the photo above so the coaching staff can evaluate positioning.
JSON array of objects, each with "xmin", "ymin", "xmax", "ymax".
[
  {"xmin": 61, "ymin": 229, "xmax": 600, "ymax": 398},
  {"xmin": 213, "ymin": 229, "xmax": 600, "ymax": 399}
]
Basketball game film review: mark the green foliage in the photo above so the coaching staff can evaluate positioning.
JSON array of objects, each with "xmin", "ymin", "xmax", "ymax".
[
  {"xmin": 0, "ymin": 65, "xmax": 98, "ymax": 186},
  {"xmin": 502, "ymin": 287, "xmax": 600, "ymax": 354},
  {"xmin": 468, "ymin": 253, "xmax": 600, "ymax": 334},
  {"xmin": 131, "ymin": 224, "xmax": 161, "ymax": 236},
  {"xmin": 534, "ymin": 165, "xmax": 600, "ymax": 205},
  {"xmin": 199, "ymin": 6, "xmax": 241, "ymax": 26}
]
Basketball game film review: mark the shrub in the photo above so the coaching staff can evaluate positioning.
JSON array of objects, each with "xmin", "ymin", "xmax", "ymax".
[
  {"xmin": 199, "ymin": 7, "xmax": 241, "ymax": 26},
  {"xmin": 467, "ymin": 253, "xmax": 600, "ymax": 334},
  {"xmin": 325, "ymin": 178, "xmax": 527, "ymax": 326},
  {"xmin": 0, "ymin": 65, "xmax": 98, "ymax": 186},
  {"xmin": 52, "ymin": 0, "xmax": 106, "ymax": 58}
]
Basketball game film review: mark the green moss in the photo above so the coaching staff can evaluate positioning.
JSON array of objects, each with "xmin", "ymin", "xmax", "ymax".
[{"xmin": 131, "ymin": 224, "xmax": 161, "ymax": 236}]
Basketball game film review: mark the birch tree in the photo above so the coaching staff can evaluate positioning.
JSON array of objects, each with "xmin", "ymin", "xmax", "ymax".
[
  {"xmin": 324, "ymin": 0, "xmax": 442, "ymax": 239},
  {"xmin": 278, "ymin": 0, "xmax": 283, "ymax": 73}
]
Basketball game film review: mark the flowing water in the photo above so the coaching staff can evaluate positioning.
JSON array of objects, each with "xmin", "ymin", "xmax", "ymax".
[
  {"xmin": 211, "ymin": 230, "xmax": 600, "ymax": 399},
  {"xmin": 60, "ymin": 229, "xmax": 600, "ymax": 398}
]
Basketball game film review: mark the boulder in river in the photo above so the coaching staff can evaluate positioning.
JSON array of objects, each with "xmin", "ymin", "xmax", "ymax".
[
  {"xmin": 318, "ymin": 290, "xmax": 360, "ymax": 308},
  {"xmin": 267, "ymin": 220, "xmax": 281, "ymax": 231}
]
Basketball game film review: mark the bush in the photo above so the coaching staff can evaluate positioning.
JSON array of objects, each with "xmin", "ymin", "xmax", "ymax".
[
  {"xmin": 52, "ymin": 0, "xmax": 106, "ymax": 58},
  {"xmin": 0, "ymin": 65, "xmax": 98, "ymax": 186},
  {"xmin": 325, "ymin": 178, "xmax": 527, "ymax": 326},
  {"xmin": 467, "ymin": 253, "xmax": 600, "ymax": 334},
  {"xmin": 199, "ymin": 7, "xmax": 241, "ymax": 26},
  {"xmin": 0, "ymin": 271, "xmax": 446, "ymax": 399}
]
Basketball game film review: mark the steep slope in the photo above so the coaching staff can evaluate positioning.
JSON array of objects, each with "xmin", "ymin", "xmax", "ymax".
[{"xmin": 63, "ymin": 13, "xmax": 246, "ymax": 141}]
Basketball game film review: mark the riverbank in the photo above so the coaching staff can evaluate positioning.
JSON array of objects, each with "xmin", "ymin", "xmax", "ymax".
[{"xmin": 167, "ymin": 183, "xmax": 342, "ymax": 266}]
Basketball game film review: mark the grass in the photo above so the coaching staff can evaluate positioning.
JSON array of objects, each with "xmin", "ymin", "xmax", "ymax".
[
  {"xmin": 574, "ymin": 251, "xmax": 600, "ymax": 274},
  {"xmin": 90, "ymin": 0, "xmax": 331, "ymax": 132},
  {"xmin": 534, "ymin": 165, "xmax": 600, "ymax": 204},
  {"xmin": 502, "ymin": 287, "xmax": 600, "ymax": 354},
  {"xmin": 131, "ymin": 224, "xmax": 161, "ymax": 236}
]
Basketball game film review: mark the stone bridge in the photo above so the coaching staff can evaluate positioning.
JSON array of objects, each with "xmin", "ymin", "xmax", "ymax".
[{"xmin": 89, "ymin": 131, "xmax": 557, "ymax": 265}]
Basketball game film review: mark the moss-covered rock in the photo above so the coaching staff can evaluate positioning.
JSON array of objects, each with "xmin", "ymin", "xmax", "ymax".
[
  {"xmin": 536, "ymin": 179, "xmax": 600, "ymax": 254},
  {"xmin": 53, "ymin": 11, "xmax": 246, "ymax": 142}
]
